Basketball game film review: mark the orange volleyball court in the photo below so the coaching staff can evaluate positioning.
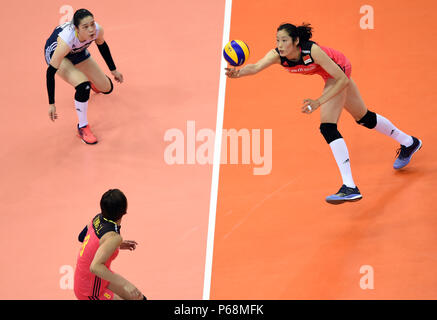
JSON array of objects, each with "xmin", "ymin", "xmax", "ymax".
[{"xmin": 210, "ymin": 0, "xmax": 437, "ymax": 299}]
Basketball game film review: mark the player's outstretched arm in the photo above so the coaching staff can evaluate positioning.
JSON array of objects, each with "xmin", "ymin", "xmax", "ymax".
[{"xmin": 225, "ymin": 49, "xmax": 280, "ymax": 78}]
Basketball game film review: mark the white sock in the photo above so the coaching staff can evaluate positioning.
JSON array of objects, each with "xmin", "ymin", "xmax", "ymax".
[
  {"xmin": 75, "ymin": 100, "xmax": 88, "ymax": 128},
  {"xmin": 375, "ymin": 114, "xmax": 413, "ymax": 147},
  {"xmin": 329, "ymin": 138, "xmax": 356, "ymax": 188}
]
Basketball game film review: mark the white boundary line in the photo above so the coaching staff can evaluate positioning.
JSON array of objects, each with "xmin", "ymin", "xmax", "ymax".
[{"xmin": 202, "ymin": 0, "xmax": 233, "ymax": 300}]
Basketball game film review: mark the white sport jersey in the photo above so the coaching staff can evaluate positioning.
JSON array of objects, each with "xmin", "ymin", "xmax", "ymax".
[{"xmin": 57, "ymin": 21, "xmax": 100, "ymax": 54}]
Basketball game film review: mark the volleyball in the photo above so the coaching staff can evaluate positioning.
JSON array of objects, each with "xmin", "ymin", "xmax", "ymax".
[{"xmin": 223, "ymin": 40, "xmax": 250, "ymax": 66}]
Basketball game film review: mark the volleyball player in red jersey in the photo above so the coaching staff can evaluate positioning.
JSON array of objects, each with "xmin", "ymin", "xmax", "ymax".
[
  {"xmin": 225, "ymin": 23, "xmax": 422, "ymax": 204},
  {"xmin": 74, "ymin": 189, "xmax": 146, "ymax": 300}
]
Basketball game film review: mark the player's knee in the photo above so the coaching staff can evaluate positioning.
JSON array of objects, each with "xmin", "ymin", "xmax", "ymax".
[
  {"xmin": 102, "ymin": 76, "xmax": 113, "ymax": 95},
  {"xmin": 75, "ymin": 81, "xmax": 91, "ymax": 102},
  {"xmin": 320, "ymin": 123, "xmax": 343, "ymax": 144},
  {"xmin": 356, "ymin": 110, "xmax": 377, "ymax": 129}
]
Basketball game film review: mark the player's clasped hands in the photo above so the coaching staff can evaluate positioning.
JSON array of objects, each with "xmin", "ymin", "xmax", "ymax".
[
  {"xmin": 225, "ymin": 67, "xmax": 240, "ymax": 78},
  {"xmin": 301, "ymin": 98, "xmax": 320, "ymax": 114}
]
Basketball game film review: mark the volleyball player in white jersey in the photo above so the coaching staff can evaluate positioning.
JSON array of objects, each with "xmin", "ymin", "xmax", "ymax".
[{"xmin": 45, "ymin": 8, "xmax": 123, "ymax": 144}]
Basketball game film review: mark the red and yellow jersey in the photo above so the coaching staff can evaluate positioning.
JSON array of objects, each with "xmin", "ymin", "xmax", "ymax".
[
  {"xmin": 74, "ymin": 214, "xmax": 120, "ymax": 299},
  {"xmin": 275, "ymin": 40, "xmax": 351, "ymax": 80}
]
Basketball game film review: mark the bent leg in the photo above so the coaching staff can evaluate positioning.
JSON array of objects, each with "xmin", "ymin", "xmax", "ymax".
[
  {"xmin": 319, "ymin": 79, "xmax": 347, "ymax": 124},
  {"xmin": 344, "ymin": 78, "xmax": 422, "ymax": 169},
  {"xmin": 56, "ymin": 58, "xmax": 90, "ymax": 129},
  {"xmin": 107, "ymin": 278, "xmax": 143, "ymax": 300},
  {"xmin": 319, "ymin": 79, "xmax": 358, "ymax": 190},
  {"xmin": 343, "ymin": 78, "xmax": 368, "ymax": 121},
  {"xmin": 56, "ymin": 58, "xmax": 98, "ymax": 143},
  {"xmin": 346, "ymin": 78, "xmax": 413, "ymax": 146},
  {"xmin": 75, "ymin": 56, "xmax": 112, "ymax": 93},
  {"xmin": 56, "ymin": 58, "xmax": 89, "ymax": 87}
]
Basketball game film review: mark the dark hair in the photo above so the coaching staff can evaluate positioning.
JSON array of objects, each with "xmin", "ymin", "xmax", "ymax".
[
  {"xmin": 100, "ymin": 189, "xmax": 127, "ymax": 221},
  {"xmin": 73, "ymin": 8, "xmax": 94, "ymax": 28},
  {"xmin": 277, "ymin": 23, "xmax": 313, "ymax": 45}
]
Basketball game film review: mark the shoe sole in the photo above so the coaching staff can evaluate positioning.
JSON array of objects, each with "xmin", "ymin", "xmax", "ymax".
[
  {"xmin": 393, "ymin": 139, "xmax": 422, "ymax": 170},
  {"xmin": 326, "ymin": 195, "xmax": 363, "ymax": 205}
]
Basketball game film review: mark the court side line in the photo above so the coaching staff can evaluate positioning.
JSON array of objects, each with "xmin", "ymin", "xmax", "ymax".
[{"xmin": 202, "ymin": 0, "xmax": 233, "ymax": 301}]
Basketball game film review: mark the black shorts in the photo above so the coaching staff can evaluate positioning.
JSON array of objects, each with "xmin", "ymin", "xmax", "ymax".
[{"xmin": 44, "ymin": 27, "xmax": 91, "ymax": 65}]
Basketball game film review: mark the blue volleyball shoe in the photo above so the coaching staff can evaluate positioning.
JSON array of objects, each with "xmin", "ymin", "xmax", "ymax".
[
  {"xmin": 393, "ymin": 136, "xmax": 422, "ymax": 170},
  {"xmin": 326, "ymin": 185, "xmax": 362, "ymax": 204}
]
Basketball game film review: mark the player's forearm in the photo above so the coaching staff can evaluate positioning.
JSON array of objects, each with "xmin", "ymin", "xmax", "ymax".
[
  {"xmin": 238, "ymin": 64, "xmax": 259, "ymax": 77},
  {"xmin": 90, "ymin": 264, "xmax": 127, "ymax": 287},
  {"xmin": 97, "ymin": 41, "xmax": 116, "ymax": 71}
]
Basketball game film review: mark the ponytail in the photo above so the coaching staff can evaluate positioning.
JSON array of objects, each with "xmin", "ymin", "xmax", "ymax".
[
  {"xmin": 277, "ymin": 22, "xmax": 313, "ymax": 45},
  {"xmin": 296, "ymin": 23, "xmax": 312, "ymax": 42}
]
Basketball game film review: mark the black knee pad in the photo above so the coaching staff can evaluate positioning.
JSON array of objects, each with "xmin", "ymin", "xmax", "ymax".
[
  {"xmin": 320, "ymin": 123, "xmax": 343, "ymax": 144},
  {"xmin": 356, "ymin": 110, "xmax": 377, "ymax": 129},
  {"xmin": 102, "ymin": 76, "xmax": 113, "ymax": 95},
  {"xmin": 75, "ymin": 81, "xmax": 91, "ymax": 102}
]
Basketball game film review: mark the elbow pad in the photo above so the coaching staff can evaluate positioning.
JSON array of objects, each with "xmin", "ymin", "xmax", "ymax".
[
  {"xmin": 97, "ymin": 41, "xmax": 116, "ymax": 71},
  {"xmin": 46, "ymin": 64, "xmax": 58, "ymax": 104}
]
